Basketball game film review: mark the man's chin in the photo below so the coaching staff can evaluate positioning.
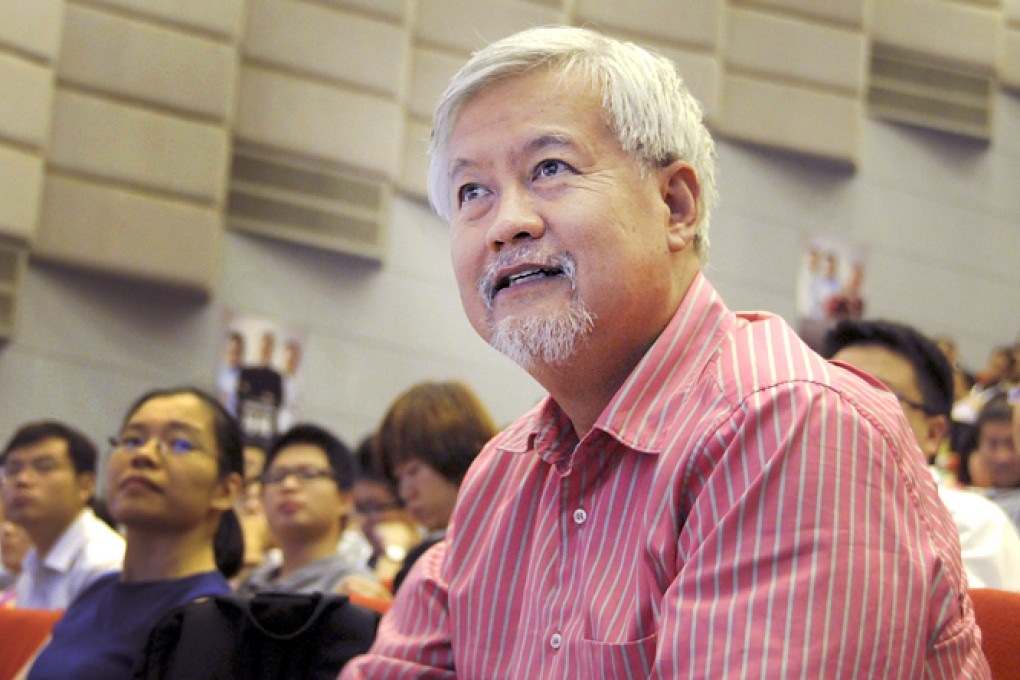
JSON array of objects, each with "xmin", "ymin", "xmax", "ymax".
[{"xmin": 487, "ymin": 307, "xmax": 595, "ymax": 369}]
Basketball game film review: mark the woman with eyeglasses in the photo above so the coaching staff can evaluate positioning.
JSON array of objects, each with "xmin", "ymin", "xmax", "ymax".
[
  {"xmin": 236, "ymin": 423, "xmax": 382, "ymax": 599},
  {"xmin": 23, "ymin": 387, "xmax": 244, "ymax": 680}
]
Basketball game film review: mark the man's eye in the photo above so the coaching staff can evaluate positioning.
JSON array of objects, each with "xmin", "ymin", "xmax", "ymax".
[
  {"xmin": 532, "ymin": 159, "xmax": 571, "ymax": 180},
  {"xmin": 169, "ymin": 438, "xmax": 197, "ymax": 455},
  {"xmin": 457, "ymin": 183, "xmax": 487, "ymax": 206}
]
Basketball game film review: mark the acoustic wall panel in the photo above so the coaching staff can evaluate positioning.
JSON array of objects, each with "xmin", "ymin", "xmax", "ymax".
[
  {"xmin": 0, "ymin": 54, "xmax": 55, "ymax": 148},
  {"xmin": 47, "ymin": 90, "xmax": 229, "ymax": 203},
  {"xmin": 726, "ymin": 7, "xmax": 865, "ymax": 94},
  {"xmin": 399, "ymin": 119, "xmax": 432, "ymax": 200},
  {"xmin": 80, "ymin": 0, "xmax": 245, "ymax": 40},
  {"xmin": 0, "ymin": 0, "xmax": 65, "ymax": 60},
  {"xmin": 244, "ymin": 0, "xmax": 407, "ymax": 98},
  {"xmin": 0, "ymin": 148, "xmax": 45, "ymax": 243},
  {"xmin": 732, "ymin": 0, "xmax": 865, "ymax": 28},
  {"xmin": 416, "ymin": 0, "xmax": 565, "ymax": 52},
  {"xmin": 577, "ymin": 0, "xmax": 723, "ymax": 49},
  {"xmin": 59, "ymin": 4, "xmax": 237, "ymax": 121},
  {"xmin": 35, "ymin": 175, "xmax": 221, "ymax": 292},
  {"xmin": 871, "ymin": 0, "xmax": 999, "ymax": 71},
  {"xmin": 235, "ymin": 65, "xmax": 402, "ymax": 179},
  {"xmin": 407, "ymin": 48, "xmax": 465, "ymax": 121},
  {"xmin": 314, "ymin": 0, "xmax": 407, "ymax": 21}
]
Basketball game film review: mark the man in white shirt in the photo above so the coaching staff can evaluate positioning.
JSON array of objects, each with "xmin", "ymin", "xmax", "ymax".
[
  {"xmin": 825, "ymin": 319, "xmax": 1020, "ymax": 591},
  {"xmin": 0, "ymin": 420, "xmax": 125, "ymax": 609}
]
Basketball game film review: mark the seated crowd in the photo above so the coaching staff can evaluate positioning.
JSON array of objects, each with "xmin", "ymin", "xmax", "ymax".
[{"xmin": 0, "ymin": 379, "xmax": 495, "ymax": 677}]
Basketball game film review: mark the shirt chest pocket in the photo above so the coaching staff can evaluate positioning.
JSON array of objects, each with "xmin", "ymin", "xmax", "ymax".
[{"xmin": 575, "ymin": 632, "xmax": 658, "ymax": 678}]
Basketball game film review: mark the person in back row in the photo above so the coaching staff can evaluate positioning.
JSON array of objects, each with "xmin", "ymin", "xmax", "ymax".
[
  {"xmin": 237, "ymin": 423, "xmax": 379, "ymax": 597},
  {"xmin": 25, "ymin": 387, "xmax": 243, "ymax": 680},
  {"xmin": 824, "ymin": 319, "xmax": 1020, "ymax": 592},
  {"xmin": 0, "ymin": 420, "xmax": 124, "ymax": 609},
  {"xmin": 341, "ymin": 25, "xmax": 986, "ymax": 677},
  {"xmin": 373, "ymin": 381, "xmax": 496, "ymax": 593}
]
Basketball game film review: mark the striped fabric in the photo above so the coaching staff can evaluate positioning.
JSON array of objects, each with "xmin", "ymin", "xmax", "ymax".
[{"xmin": 341, "ymin": 274, "xmax": 988, "ymax": 679}]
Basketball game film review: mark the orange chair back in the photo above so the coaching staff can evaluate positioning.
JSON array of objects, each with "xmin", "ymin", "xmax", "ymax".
[
  {"xmin": 0, "ymin": 608, "xmax": 63, "ymax": 680},
  {"xmin": 970, "ymin": 588, "xmax": 1020, "ymax": 680}
]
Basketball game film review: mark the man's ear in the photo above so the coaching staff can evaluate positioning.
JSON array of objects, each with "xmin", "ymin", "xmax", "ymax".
[
  {"xmin": 659, "ymin": 160, "xmax": 700, "ymax": 253},
  {"xmin": 76, "ymin": 472, "xmax": 96, "ymax": 506},
  {"xmin": 923, "ymin": 415, "xmax": 949, "ymax": 460},
  {"xmin": 212, "ymin": 472, "xmax": 243, "ymax": 512}
]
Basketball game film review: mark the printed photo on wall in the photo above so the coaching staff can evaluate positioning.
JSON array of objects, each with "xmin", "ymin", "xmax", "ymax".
[
  {"xmin": 795, "ymin": 237, "xmax": 868, "ymax": 352},
  {"xmin": 217, "ymin": 310, "xmax": 308, "ymax": 443}
]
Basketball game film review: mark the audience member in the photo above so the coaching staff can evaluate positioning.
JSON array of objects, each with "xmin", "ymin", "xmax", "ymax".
[
  {"xmin": 0, "ymin": 506, "xmax": 32, "ymax": 604},
  {"xmin": 824, "ymin": 319, "xmax": 1020, "ymax": 591},
  {"xmin": 351, "ymin": 438, "xmax": 419, "ymax": 585},
  {"xmin": 233, "ymin": 437, "xmax": 272, "ymax": 585},
  {"xmin": 373, "ymin": 381, "xmax": 496, "ymax": 593},
  {"xmin": 24, "ymin": 386, "xmax": 243, "ymax": 680},
  {"xmin": 237, "ymin": 424, "xmax": 379, "ymax": 597},
  {"xmin": 341, "ymin": 26, "xmax": 987, "ymax": 677},
  {"xmin": 0, "ymin": 420, "xmax": 124, "ymax": 609}
]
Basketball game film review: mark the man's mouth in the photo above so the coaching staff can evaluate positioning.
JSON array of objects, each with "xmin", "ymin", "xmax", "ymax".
[{"xmin": 495, "ymin": 266, "xmax": 565, "ymax": 294}]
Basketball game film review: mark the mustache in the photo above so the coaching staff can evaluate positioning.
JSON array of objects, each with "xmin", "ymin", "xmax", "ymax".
[{"xmin": 476, "ymin": 247, "xmax": 577, "ymax": 309}]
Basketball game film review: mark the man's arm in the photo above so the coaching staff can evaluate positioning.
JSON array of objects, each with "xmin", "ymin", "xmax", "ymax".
[
  {"xmin": 340, "ymin": 542, "xmax": 456, "ymax": 679},
  {"xmin": 651, "ymin": 383, "xmax": 988, "ymax": 678}
]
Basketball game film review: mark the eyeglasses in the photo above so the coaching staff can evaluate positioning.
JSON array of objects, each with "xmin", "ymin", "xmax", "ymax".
[
  {"xmin": 0, "ymin": 456, "xmax": 65, "ymax": 481},
  {"xmin": 260, "ymin": 466, "xmax": 336, "ymax": 486},
  {"xmin": 891, "ymin": 392, "xmax": 937, "ymax": 417},
  {"xmin": 108, "ymin": 433, "xmax": 203, "ymax": 457},
  {"xmin": 354, "ymin": 501, "xmax": 401, "ymax": 516}
]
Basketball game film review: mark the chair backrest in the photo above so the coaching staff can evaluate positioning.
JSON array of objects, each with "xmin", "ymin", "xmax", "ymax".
[
  {"xmin": 969, "ymin": 588, "xmax": 1020, "ymax": 680},
  {"xmin": 0, "ymin": 608, "xmax": 63, "ymax": 680}
]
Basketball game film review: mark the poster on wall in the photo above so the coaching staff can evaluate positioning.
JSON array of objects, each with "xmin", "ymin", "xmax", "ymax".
[
  {"xmin": 795, "ymin": 236, "xmax": 868, "ymax": 352},
  {"xmin": 217, "ymin": 309, "xmax": 308, "ymax": 444}
]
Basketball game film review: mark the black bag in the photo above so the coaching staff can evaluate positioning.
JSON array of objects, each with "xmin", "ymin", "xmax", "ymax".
[{"xmin": 134, "ymin": 592, "xmax": 379, "ymax": 680}]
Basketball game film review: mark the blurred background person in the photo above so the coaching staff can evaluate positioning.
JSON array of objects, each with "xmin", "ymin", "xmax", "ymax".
[
  {"xmin": 0, "ymin": 421, "xmax": 124, "ymax": 609},
  {"xmin": 374, "ymin": 381, "xmax": 496, "ymax": 593},
  {"xmin": 237, "ymin": 423, "xmax": 380, "ymax": 598},
  {"xmin": 0, "ymin": 506, "xmax": 32, "ymax": 606},
  {"xmin": 24, "ymin": 387, "xmax": 243, "ymax": 679}
]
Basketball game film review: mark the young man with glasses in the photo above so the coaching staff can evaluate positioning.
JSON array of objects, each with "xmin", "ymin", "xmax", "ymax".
[
  {"xmin": 0, "ymin": 421, "xmax": 124, "ymax": 609},
  {"xmin": 237, "ymin": 423, "xmax": 381, "ymax": 598},
  {"xmin": 825, "ymin": 319, "xmax": 1020, "ymax": 591}
]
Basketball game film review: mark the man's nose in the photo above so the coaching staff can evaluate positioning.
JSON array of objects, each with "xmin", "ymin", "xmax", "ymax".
[{"xmin": 486, "ymin": 187, "xmax": 545, "ymax": 251}]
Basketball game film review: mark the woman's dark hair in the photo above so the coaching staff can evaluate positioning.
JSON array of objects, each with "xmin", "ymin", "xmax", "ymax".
[
  {"xmin": 213, "ymin": 508, "xmax": 245, "ymax": 579},
  {"xmin": 374, "ymin": 381, "xmax": 497, "ymax": 485},
  {"xmin": 120, "ymin": 386, "xmax": 244, "ymax": 479}
]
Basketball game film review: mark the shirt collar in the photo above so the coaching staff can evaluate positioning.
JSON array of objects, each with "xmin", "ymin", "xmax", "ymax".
[{"xmin": 496, "ymin": 273, "xmax": 739, "ymax": 460}]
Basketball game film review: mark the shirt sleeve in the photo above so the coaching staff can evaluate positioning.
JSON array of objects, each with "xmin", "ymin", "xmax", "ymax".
[
  {"xmin": 339, "ymin": 541, "xmax": 456, "ymax": 680},
  {"xmin": 651, "ymin": 381, "xmax": 987, "ymax": 679}
]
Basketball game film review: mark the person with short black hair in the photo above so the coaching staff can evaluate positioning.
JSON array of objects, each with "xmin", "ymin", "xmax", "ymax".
[
  {"xmin": 824, "ymin": 319, "xmax": 1020, "ymax": 592},
  {"xmin": 237, "ymin": 423, "xmax": 379, "ymax": 597},
  {"xmin": 0, "ymin": 420, "xmax": 124, "ymax": 609}
]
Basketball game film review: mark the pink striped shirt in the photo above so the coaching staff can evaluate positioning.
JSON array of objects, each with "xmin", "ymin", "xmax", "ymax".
[{"xmin": 342, "ymin": 274, "xmax": 988, "ymax": 679}]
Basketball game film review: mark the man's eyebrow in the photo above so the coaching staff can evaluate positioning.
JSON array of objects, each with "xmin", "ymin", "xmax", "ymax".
[
  {"xmin": 448, "ymin": 133, "xmax": 579, "ymax": 184},
  {"xmin": 121, "ymin": 421, "xmax": 204, "ymax": 436}
]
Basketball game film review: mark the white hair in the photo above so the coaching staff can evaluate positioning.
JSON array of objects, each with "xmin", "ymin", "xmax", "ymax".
[{"xmin": 427, "ymin": 25, "xmax": 719, "ymax": 264}]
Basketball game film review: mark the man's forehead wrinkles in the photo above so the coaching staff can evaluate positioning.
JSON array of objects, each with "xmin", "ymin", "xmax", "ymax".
[{"xmin": 449, "ymin": 132, "xmax": 578, "ymax": 181}]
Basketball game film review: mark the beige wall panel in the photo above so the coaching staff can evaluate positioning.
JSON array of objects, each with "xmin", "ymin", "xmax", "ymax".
[
  {"xmin": 235, "ymin": 66, "xmax": 401, "ymax": 178},
  {"xmin": 871, "ymin": 0, "xmax": 998, "ymax": 70},
  {"xmin": 407, "ymin": 48, "xmax": 465, "ymax": 120},
  {"xmin": 36, "ymin": 175, "xmax": 220, "ymax": 292},
  {"xmin": 48, "ymin": 90, "xmax": 228, "ymax": 203},
  {"xmin": 59, "ymin": 5, "xmax": 237, "ymax": 121},
  {"xmin": 0, "ymin": 0, "xmax": 64, "ymax": 61},
  {"xmin": 733, "ymin": 0, "xmax": 865, "ymax": 28},
  {"xmin": 649, "ymin": 43, "xmax": 721, "ymax": 119},
  {"xmin": 1000, "ymin": 28, "xmax": 1020, "ymax": 90},
  {"xmin": 315, "ymin": 0, "xmax": 407, "ymax": 21},
  {"xmin": 0, "ymin": 147, "xmax": 44, "ymax": 242},
  {"xmin": 1005, "ymin": 0, "xmax": 1020, "ymax": 22},
  {"xmin": 416, "ymin": 0, "xmax": 565, "ymax": 52},
  {"xmin": 399, "ymin": 119, "xmax": 431, "ymax": 199},
  {"xmin": 89, "ymin": 0, "xmax": 244, "ymax": 39},
  {"xmin": 577, "ymin": 0, "xmax": 722, "ymax": 49},
  {"xmin": 727, "ymin": 7, "xmax": 865, "ymax": 94},
  {"xmin": 716, "ymin": 75, "xmax": 859, "ymax": 164},
  {"xmin": 0, "ymin": 55, "xmax": 55, "ymax": 148},
  {"xmin": 244, "ymin": 0, "xmax": 406, "ymax": 97}
]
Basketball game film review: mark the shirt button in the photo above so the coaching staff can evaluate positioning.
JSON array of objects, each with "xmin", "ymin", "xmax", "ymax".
[
  {"xmin": 550, "ymin": 632, "xmax": 562, "ymax": 650},
  {"xmin": 572, "ymin": 508, "xmax": 587, "ymax": 525}
]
